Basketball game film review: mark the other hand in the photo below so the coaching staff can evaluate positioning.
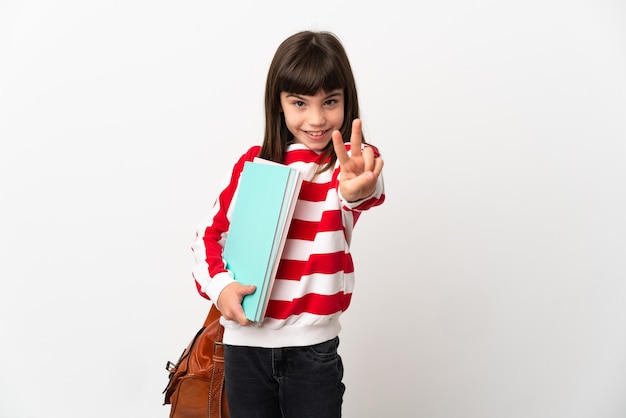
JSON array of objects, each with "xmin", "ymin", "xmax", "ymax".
[{"xmin": 216, "ymin": 282, "xmax": 256, "ymax": 326}]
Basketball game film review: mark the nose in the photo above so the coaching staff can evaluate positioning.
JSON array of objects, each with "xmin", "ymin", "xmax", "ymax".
[{"xmin": 308, "ymin": 106, "xmax": 326, "ymax": 126}]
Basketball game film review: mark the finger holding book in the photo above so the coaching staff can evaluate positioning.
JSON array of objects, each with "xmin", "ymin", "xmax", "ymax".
[{"xmin": 217, "ymin": 282, "xmax": 256, "ymax": 326}]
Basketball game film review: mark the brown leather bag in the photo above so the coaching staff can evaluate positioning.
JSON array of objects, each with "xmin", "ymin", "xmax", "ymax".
[{"xmin": 163, "ymin": 304, "xmax": 229, "ymax": 417}]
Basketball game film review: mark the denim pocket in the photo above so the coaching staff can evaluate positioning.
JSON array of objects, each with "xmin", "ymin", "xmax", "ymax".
[{"xmin": 309, "ymin": 336, "xmax": 340, "ymax": 358}]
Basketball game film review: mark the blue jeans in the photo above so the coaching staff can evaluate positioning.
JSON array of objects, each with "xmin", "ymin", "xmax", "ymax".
[{"xmin": 224, "ymin": 337, "xmax": 345, "ymax": 418}]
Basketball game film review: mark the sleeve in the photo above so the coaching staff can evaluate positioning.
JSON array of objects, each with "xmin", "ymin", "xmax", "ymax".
[
  {"xmin": 338, "ymin": 172, "xmax": 385, "ymax": 211},
  {"xmin": 190, "ymin": 146, "xmax": 261, "ymax": 303}
]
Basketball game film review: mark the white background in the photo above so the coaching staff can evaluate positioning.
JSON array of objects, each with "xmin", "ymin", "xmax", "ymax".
[{"xmin": 1, "ymin": 1, "xmax": 626, "ymax": 417}]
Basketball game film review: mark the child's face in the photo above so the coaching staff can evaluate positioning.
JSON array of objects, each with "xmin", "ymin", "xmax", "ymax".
[{"xmin": 280, "ymin": 89, "xmax": 344, "ymax": 151}]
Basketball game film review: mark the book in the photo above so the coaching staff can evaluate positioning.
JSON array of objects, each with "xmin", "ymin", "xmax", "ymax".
[{"xmin": 222, "ymin": 158, "xmax": 303, "ymax": 322}]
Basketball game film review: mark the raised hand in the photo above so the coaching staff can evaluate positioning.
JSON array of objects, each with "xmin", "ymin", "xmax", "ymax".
[{"xmin": 331, "ymin": 118, "xmax": 384, "ymax": 202}]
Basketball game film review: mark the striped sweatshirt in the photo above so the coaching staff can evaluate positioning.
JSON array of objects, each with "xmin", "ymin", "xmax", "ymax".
[{"xmin": 191, "ymin": 143, "xmax": 385, "ymax": 348}]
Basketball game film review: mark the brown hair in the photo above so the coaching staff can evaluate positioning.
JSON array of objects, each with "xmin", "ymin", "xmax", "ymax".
[{"xmin": 259, "ymin": 31, "xmax": 362, "ymax": 171}]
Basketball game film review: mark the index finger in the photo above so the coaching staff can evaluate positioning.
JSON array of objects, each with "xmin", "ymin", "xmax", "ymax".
[{"xmin": 332, "ymin": 129, "xmax": 350, "ymax": 165}]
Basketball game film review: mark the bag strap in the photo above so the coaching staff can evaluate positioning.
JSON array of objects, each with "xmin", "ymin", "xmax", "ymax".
[
  {"xmin": 205, "ymin": 303, "xmax": 227, "ymax": 415},
  {"xmin": 203, "ymin": 303, "xmax": 222, "ymax": 329}
]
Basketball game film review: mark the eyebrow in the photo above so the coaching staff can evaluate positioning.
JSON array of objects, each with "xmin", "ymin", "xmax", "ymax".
[{"xmin": 285, "ymin": 90, "xmax": 343, "ymax": 100}]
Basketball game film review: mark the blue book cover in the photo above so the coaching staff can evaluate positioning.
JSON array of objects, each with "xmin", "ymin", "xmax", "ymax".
[{"xmin": 222, "ymin": 160, "xmax": 302, "ymax": 322}]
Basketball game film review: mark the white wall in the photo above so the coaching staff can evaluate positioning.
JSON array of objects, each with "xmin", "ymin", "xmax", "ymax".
[{"xmin": 1, "ymin": 1, "xmax": 625, "ymax": 417}]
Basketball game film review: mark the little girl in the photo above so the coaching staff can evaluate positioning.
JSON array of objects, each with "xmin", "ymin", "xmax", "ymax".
[{"xmin": 191, "ymin": 30, "xmax": 385, "ymax": 418}]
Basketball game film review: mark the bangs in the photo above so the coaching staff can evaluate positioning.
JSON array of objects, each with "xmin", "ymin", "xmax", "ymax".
[
  {"xmin": 277, "ymin": 48, "xmax": 345, "ymax": 95},
  {"xmin": 261, "ymin": 30, "xmax": 361, "ymax": 168}
]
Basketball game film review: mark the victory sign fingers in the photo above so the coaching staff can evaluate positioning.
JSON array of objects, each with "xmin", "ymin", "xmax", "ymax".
[{"xmin": 331, "ymin": 118, "xmax": 384, "ymax": 202}]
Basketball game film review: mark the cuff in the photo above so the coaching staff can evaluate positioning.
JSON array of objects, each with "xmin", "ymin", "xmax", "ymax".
[{"xmin": 203, "ymin": 271, "xmax": 235, "ymax": 309}]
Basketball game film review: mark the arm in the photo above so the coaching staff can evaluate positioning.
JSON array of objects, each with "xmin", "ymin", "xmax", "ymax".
[{"xmin": 191, "ymin": 147, "xmax": 259, "ymax": 325}]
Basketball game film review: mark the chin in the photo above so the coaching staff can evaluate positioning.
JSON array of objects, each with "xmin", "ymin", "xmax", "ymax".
[
  {"xmin": 309, "ymin": 143, "xmax": 329, "ymax": 151},
  {"xmin": 296, "ymin": 138, "xmax": 331, "ymax": 151}
]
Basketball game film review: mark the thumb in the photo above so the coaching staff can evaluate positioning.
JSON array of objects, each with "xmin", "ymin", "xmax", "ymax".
[
  {"xmin": 243, "ymin": 285, "xmax": 257, "ymax": 296},
  {"xmin": 352, "ymin": 171, "xmax": 375, "ymax": 189},
  {"xmin": 347, "ymin": 171, "xmax": 376, "ymax": 200}
]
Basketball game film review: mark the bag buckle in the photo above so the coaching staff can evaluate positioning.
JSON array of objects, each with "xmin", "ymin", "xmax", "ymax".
[{"xmin": 165, "ymin": 361, "xmax": 177, "ymax": 372}]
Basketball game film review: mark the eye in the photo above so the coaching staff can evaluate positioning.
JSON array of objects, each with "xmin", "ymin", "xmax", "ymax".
[
  {"xmin": 294, "ymin": 100, "xmax": 306, "ymax": 108},
  {"xmin": 325, "ymin": 98, "xmax": 339, "ymax": 106}
]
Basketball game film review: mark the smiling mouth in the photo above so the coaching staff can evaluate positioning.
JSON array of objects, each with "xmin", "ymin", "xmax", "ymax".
[{"xmin": 305, "ymin": 129, "xmax": 330, "ymax": 137}]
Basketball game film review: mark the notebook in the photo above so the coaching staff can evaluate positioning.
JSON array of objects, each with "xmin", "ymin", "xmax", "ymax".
[{"xmin": 222, "ymin": 158, "xmax": 303, "ymax": 322}]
